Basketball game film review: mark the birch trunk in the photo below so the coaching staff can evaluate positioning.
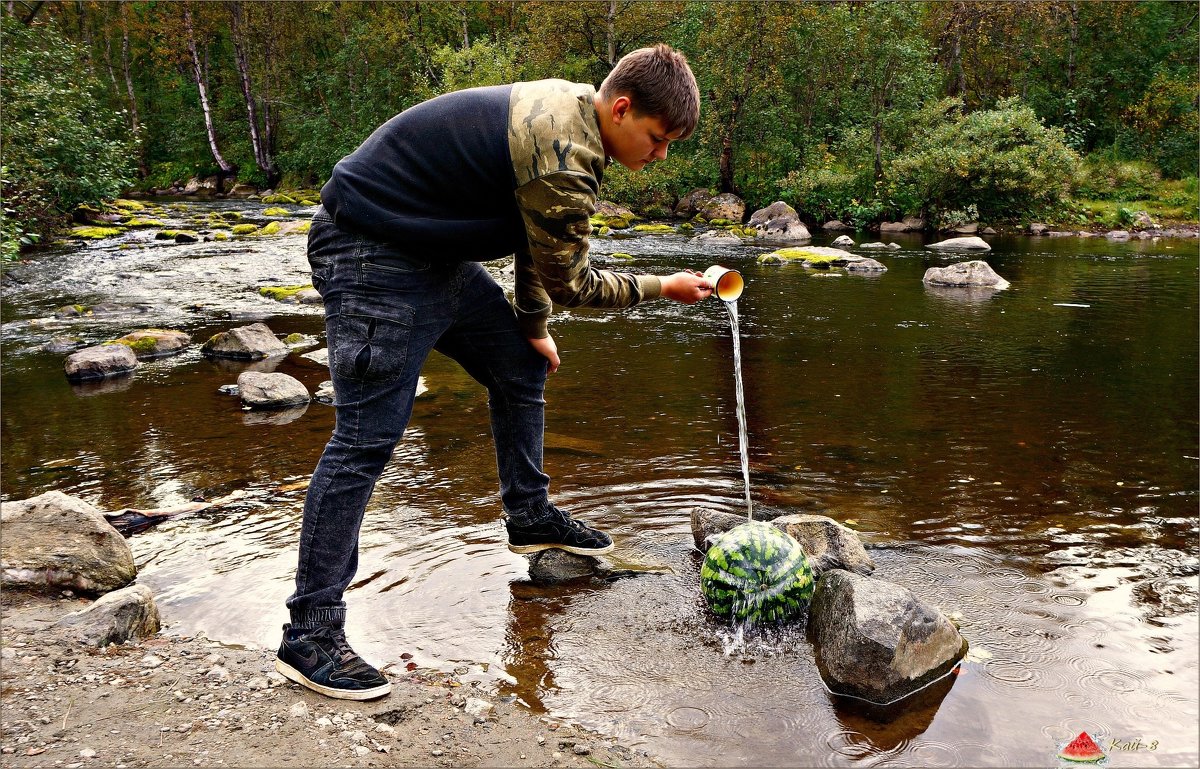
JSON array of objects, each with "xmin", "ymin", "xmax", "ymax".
[{"xmin": 184, "ymin": 4, "xmax": 236, "ymax": 188}]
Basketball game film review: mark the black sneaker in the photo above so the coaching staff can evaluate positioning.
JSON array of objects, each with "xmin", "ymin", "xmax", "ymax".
[
  {"xmin": 275, "ymin": 624, "xmax": 391, "ymax": 701},
  {"xmin": 506, "ymin": 507, "xmax": 614, "ymax": 556}
]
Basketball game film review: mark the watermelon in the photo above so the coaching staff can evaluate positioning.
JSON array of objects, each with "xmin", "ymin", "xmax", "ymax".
[
  {"xmin": 1058, "ymin": 732, "xmax": 1106, "ymax": 763},
  {"xmin": 700, "ymin": 521, "xmax": 815, "ymax": 623}
]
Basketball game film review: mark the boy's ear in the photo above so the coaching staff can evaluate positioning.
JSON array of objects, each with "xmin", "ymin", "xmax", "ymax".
[{"xmin": 610, "ymin": 95, "xmax": 634, "ymax": 124}]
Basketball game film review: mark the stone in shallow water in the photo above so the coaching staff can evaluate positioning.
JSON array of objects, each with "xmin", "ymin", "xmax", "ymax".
[
  {"xmin": 770, "ymin": 514, "xmax": 874, "ymax": 576},
  {"xmin": 201, "ymin": 322, "xmax": 288, "ymax": 360},
  {"xmin": 925, "ymin": 236, "xmax": 991, "ymax": 251},
  {"xmin": 809, "ymin": 569, "xmax": 967, "ymax": 705},
  {"xmin": 525, "ymin": 550, "xmax": 607, "ymax": 583},
  {"xmin": 923, "ymin": 260, "xmax": 1009, "ymax": 289},
  {"xmin": 237, "ymin": 371, "xmax": 310, "ymax": 409},
  {"xmin": 64, "ymin": 344, "xmax": 138, "ymax": 381}
]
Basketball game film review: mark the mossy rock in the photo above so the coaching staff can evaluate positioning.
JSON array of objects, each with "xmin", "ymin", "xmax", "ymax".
[
  {"xmin": 597, "ymin": 226, "xmax": 611, "ymax": 236},
  {"xmin": 679, "ymin": 223, "xmax": 694, "ymax": 232},
  {"xmin": 124, "ymin": 218, "xmax": 165, "ymax": 228},
  {"xmin": 258, "ymin": 284, "xmax": 312, "ymax": 301},
  {"xmin": 104, "ymin": 337, "xmax": 159, "ymax": 356},
  {"xmin": 111, "ymin": 199, "xmax": 146, "ymax": 212},
  {"xmin": 284, "ymin": 333, "xmax": 308, "ymax": 345},
  {"xmin": 231, "ymin": 224, "xmax": 259, "ymax": 235},
  {"xmin": 610, "ymin": 252, "xmax": 634, "ymax": 260},
  {"xmin": 707, "ymin": 218, "xmax": 735, "ymax": 227},
  {"xmin": 591, "ymin": 215, "xmax": 631, "ymax": 229},
  {"xmin": 70, "ymin": 226, "xmax": 124, "ymax": 239},
  {"xmin": 155, "ymin": 230, "xmax": 198, "ymax": 242},
  {"xmin": 261, "ymin": 193, "xmax": 298, "ymax": 205},
  {"xmin": 220, "ymin": 211, "xmax": 243, "ymax": 221},
  {"xmin": 632, "ymin": 223, "xmax": 675, "ymax": 234},
  {"xmin": 737, "ymin": 227, "xmax": 758, "ymax": 237},
  {"xmin": 298, "ymin": 199, "xmax": 321, "ymax": 207},
  {"xmin": 262, "ymin": 207, "xmax": 291, "ymax": 217},
  {"xmin": 213, "ymin": 231, "xmax": 229, "ymax": 241},
  {"xmin": 758, "ymin": 247, "xmax": 853, "ymax": 266},
  {"xmin": 257, "ymin": 221, "xmax": 282, "ymax": 236}
]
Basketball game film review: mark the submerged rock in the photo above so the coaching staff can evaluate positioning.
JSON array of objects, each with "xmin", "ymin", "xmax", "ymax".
[
  {"xmin": 55, "ymin": 583, "xmax": 161, "ymax": 647},
  {"xmin": 526, "ymin": 549, "xmax": 609, "ymax": 583},
  {"xmin": 43, "ymin": 336, "xmax": 83, "ymax": 354},
  {"xmin": 314, "ymin": 380, "xmax": 335, "ymax": 403},
  {"xmin": 237, "ymin": 371, "xmax": 310, "ymax": 409},
  {"xmin": 111, "ymin": 329, "xmax": 190, "ymax": 359},
  {"xmin": 925, "ymin": 236, "xmax": 991, "ymax": 251},
  {"xmin": 0, "ymin": 491, "xmax": 136, "ymax": 594},
  {"xmin": 923, "ymin": 260, "xmax": 1010, "ymax": 289},
  {"xmin": 64, "ymin": 344, "xmax": 138, "ymax": 381},
  {"xmin": 809, "ymin": 569, "xmax": 967, "ymax": 704},
  {"xmin": 768, "ymin": 515, "xmax": 874, "ymax": 576},
  {"xmin": 201, "ymin": 322, "xmax": 289, "ymax": 360}
]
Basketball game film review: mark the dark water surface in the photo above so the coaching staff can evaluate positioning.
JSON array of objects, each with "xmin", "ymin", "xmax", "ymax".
[{"xmin": 2, "ymin": 203, "xmax": 1197, "ymax": 766}]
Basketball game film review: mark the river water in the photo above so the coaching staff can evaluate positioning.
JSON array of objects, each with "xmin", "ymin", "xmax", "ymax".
[{"xmin": 2, "ymin": 201, "xmax": 1197, "ymax": 766}]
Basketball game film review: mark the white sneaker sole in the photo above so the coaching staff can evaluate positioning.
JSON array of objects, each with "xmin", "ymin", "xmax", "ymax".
[
  {"xmin": 274, "ymin": 658, "xmax": 391, "ymax": 701},
  {"xmin": 508, "ymin": 542, "xmax": 614, "ymax": 556}
]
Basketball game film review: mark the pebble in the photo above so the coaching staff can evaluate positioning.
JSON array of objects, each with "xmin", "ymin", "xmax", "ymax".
[
  {"xmin": 266, "ymin": 671, "xmax": 288, "ymax": 687},
  {"xmin": 245, "ymin": 676, "xmax": 269, "ymax": 690},
  {"xmin": 80, "ymin": 747, "xmax": 97, "ymax": 759},
  {"xmin": 431, "ymin": 749, "xmax": 444, "ymax": 757},
  {"xmin": 464, "ymin": 698, "xmax": 493, "ymax": 720},
  {"xmin": 553, "ymin": 751, "xmax": 563, "ymax": 760},
  {"xmin": 203, "ymin": 653, "xmax": 224, "ymax": 666},
  {"xmin": 353, "ymin": 746, "xmax": 369, "ymax": 757},
  {"xmin": 289, "ymin": 702, "xmax": 309, "ymax": 720},
  {"xmin": 141, "ymin": 655, "xmax": 165, "ymax": 668},
  {"xmin": 205, "ymin": 666, "xmax": 230, "ymax": 682},
  {"xmin": 348, "ymin": 730, "xmax": 367, "ymax": 744},
  {"xmin": 314, "ymin": 717, "xmax": 333, "ymax": 730},
  {"xmin": 573, "ymin": 743, "xmax": 592, "ymax": 755},
  {"xmin": 1, "ymin": 648, "xmax": 16, "ymax": 659},
  {"xmin": 374, "ymin": 723, "xmax": 395, "ymax": 735}
]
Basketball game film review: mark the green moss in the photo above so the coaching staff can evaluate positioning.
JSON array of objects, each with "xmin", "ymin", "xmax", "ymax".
[
  {"xmin": 262, "ymin": 207, "xmax": 291, "ymax": 217},
  {"xmin": 758, "ymin": 247, "xmax": 841, "ymax": 266},
  {"xmin": 597, "ymin": 226, "xmax": 611, "ymax": 236},
  {"xmin": 294, "ymin": 221, "xmax": 311, "ymax": 234},
  {"xmin": 738, "ymin": 226, "xmax": 758, "ymax": 237},
  {"xmin": 257, "ymin": 221, "xmax": 282, "ymax": 236},
  {"xmin": 679, "ymin": 223, "xmax": 694, "ymax": 232},
  {"xmin": 258, "ymin": 284, "xmax": 312, "ymax": 301},
  {"xmin": 221, "ymin": 211, "xmax": 243, "ymax": 221},
  {"xmin": 231, "ymin": 224, "xmax": 259, "ymax": 235},
  {"xmin": 213, "ymin": 231, "xmax": 229, "ymax": 241},
  {"xmin": 284, "ymin": 333, "xmax": 307, "ymax": 344},
  {"xmin": 124, "ymin": 218, "xmax": 165, "ymax": 228},
  {"xmin": 707, "ymin": 218, "xmax": 735, "ymax": 227},
  {"xmin": 632, "ymin": 223, "xmax": 675, "ymax": 234},
  {"xmin": 111, "ymin": 198, "xmax": 146, "ymax": 211},
  {"xmin": 261, "ymin": 193, "xmax": 298, "ymax": 204},
  {"xmin": 70, "ymin": 226, "xmax": 123, "ymax": 239},
  {"xmin": 298, "ymin": 199, "xmax": 321, "ymax": 206},
  {"xmin": 591, "ymin": 214, "xmax": 632, "ymax": 229},
  {"xmin": 110, "ymin": 337, "xmax": 160, "ymax": 355},
  {"xmin": 610, "ymin": 252, "xmax": 634, "ymax": 260}
]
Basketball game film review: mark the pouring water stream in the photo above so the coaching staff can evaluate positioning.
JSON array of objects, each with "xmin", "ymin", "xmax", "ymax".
[{"xmin": 724, "ymin": 298, "xmax": 754, "ymax": 520}]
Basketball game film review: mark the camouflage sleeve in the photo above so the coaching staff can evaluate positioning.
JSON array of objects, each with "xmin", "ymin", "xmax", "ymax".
[{"xmin": 514, "ymin": 172, "xmax": 662, "ymax": 339}]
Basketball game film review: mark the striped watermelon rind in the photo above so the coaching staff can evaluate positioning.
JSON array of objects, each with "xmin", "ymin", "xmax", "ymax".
[
  {"xmin": 1057, "ymin": 732, "xmax": 1105, "ymax": 763},
  {"xmin": 701, "ymin": 521, "xmax": 814, "ymax": 623}
]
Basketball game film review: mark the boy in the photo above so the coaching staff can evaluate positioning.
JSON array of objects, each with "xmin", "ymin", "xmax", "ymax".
[{"xmin": 277, "ymin": 44, "xmax": 709, "ymax": 700}]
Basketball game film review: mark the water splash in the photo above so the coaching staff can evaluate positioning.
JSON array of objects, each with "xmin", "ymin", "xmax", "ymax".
[{"xmin": 724, "ymin": 299, "xmax": 753, "ymax": 519}]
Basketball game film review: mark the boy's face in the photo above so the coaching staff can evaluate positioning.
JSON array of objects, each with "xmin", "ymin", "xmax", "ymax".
[{"xmin": 604, "ymin": 97, "xmax": 684, "ymax": 172}]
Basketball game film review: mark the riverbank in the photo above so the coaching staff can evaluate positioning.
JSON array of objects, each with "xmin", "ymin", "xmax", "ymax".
[{"xmin": 0, "ymin": 591, "xmax": 655, "ymax": 769}]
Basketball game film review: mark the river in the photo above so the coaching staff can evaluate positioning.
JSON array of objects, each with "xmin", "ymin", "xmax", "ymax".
[{"xmin": 2, "ymin": 201, "xmax": 1197, "ymax": 766}]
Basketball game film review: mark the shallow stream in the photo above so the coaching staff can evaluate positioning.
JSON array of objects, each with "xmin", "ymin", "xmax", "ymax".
[{"xmin": 2, "ymin": 202, "xmax": 1197, "ymax": 765}]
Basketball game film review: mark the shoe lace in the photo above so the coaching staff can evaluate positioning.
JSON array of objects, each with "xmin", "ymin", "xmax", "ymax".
[{"xmin": 311, "ymin": 626, "xmax": 375, "ymax": 675}]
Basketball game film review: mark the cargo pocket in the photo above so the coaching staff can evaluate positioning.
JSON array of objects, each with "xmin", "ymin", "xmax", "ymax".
[{"xmin": 328, "ymin": 294, "xmax": 416, "ymax": 384}]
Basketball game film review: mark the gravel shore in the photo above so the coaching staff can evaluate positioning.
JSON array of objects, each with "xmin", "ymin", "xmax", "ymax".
[{"xmin": 1, "ymin": 591, "xmax": 656, "ymax": 768}]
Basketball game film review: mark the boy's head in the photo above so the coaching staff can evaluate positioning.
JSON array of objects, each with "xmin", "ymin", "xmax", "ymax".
[{"xmin": 597, "ymin": 44, "xmax": 700, "ymax": 171}]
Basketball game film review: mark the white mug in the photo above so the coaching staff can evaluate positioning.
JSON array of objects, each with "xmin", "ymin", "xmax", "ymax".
[{"xmin": 702, "ymin": 265, "xmax": 744, "ymax": 302}]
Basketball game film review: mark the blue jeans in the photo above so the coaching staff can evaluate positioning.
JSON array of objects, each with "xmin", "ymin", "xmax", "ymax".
[{"xmin": 286, "ymin": 208, "xmax": 552, "ymax": 629}]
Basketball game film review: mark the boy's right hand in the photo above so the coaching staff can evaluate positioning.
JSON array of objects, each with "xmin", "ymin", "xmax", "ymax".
[
  {"xmin": 528, "ymin": 333, "xmax": 560, "ymax": 374},
  {"xmin": 660, "ymin": 271, "xmax": 713, "ymax": 304}
]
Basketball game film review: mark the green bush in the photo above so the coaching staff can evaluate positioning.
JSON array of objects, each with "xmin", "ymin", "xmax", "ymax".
[
  {"xmin": 1, "ymin": 17, "xmax": 135, "ymax": 255},
  {"xmin": 1072, "ymin": 154, "xmax": 1161, "ymax": 200},
  {"xmin": 890, "ymin": 98, "xmax": 1080, "ymax": 222}
]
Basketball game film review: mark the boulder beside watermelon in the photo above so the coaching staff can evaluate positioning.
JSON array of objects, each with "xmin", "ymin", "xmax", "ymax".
[{"xmin": 700, "ymin": 521, "xmax": 815, "ymax": 623}]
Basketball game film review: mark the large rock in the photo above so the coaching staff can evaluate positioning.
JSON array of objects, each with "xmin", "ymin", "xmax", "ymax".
[
  {"xmin": 947, "ymin": 222, "xmax": 979, "ymax": 235},
  {"xmin": 64, "ymin": 344, "xmax": 138, "ymax": 382},
  {"xmin": 844, "ymin": 257, "xmax": 887, "ymax": 274},
  {"xmin": 750, "ymin": 201, "xmax": 811, "ymax": 242},
  {"xmin": 300, "ymin": 347, "xmax": 330, "ymax": 367},
  {"xmin": 1106, "ymin": 230, "xmax": 1131, "ymax": 241},
  {"xmin": 822, "ymin": 220, "xmax": 852, "ymax": 231},
  {"xmin": 55, "ymin": 584, "xmax": 161, "ymax": 647},
  {"xmin": 0, "ymin": 491, "xmax": 136, "ymax": 594},
  {"xmin": 758, "ymin": 246, "xmax": 882, "ymax": 272},
  {"xmin": 111, "ymin": 329, "xmax": 190, "ymax": 359},
  {"xmin": 699, "ymin": 193, "xmax": 745, "ymax": 223},
  {"xmin": 769, "ymin": 515, "xmax": 874, "ymax": 576},
  {"xmin": 526, "ymin": 550, "xmax": 607, "ymax": 583},
  {"xmin": 691, "ymin": 507, "xmax": 750, "ymax": 549},
  {"xmin": 673, "ymin": 188, "xmax": 714, "ymax": 219},
  {"xmin": 595, "ymin": 200, "xmax": 636, "ymax": 219},
  {"xmin": 923, "ymin": 260, "xmax": 1010, "ymax": 289},
  {"xmin": 925, "ymin": 236, "xmax": 991, "ymax": 251},
  {"xmin": 201, "ymin": 322, "xmax": 288, "ymax": 360},
  {"xmin": 831, "ymin": 235, "xmax": 855, "ymax": 247},
  {"xmin": 879, "ymin": 216, "xmax": 925, "ymax": 232},
  {"xmin": 809, "ymin": 570, "xmax": 968, "ymax": 704},
  {"xmin": 237, "ymin": 371, "xmax": 310, "ymax": 409}
]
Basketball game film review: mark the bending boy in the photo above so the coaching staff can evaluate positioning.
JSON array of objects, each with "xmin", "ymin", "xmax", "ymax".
[{"xmin": 278, "ymin": 44, "xmax": 708, "ymax": 700}]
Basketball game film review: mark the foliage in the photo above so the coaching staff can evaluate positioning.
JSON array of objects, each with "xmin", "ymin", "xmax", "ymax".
[
  {"xmin": 888, "ymin": 98, "xmax": 1079, "ymax": 222},
  {"xmin": 1072, "ymin": 154, "xmax": 1162, "ymax": 201},
  {"xmin": 1, "ymin": 17, "xmax": 135, "ymax": 255}
]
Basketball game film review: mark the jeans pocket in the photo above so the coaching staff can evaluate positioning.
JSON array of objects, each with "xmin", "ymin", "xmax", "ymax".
[{"xmin": 328, "ymin": 294, "xmax": 417, "ymax": 384}]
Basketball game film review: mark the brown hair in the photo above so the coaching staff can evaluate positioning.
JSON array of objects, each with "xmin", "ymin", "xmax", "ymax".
[{"xmin": 599, "ymin": 44, "xmax": 700, "ymax": 139}]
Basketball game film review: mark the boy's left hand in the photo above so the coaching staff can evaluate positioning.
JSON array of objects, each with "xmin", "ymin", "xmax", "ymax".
[{"xmin": 528, "ymin": 333, "xmax": 560, "ymax": 373}]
